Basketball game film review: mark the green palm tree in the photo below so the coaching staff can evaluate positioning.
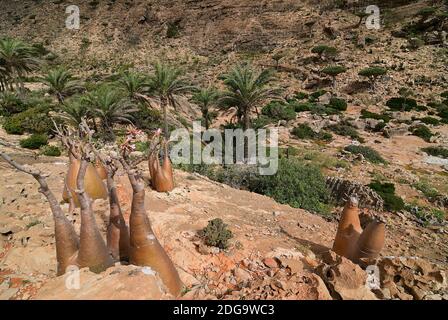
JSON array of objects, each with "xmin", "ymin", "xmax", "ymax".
[
  {"xmin": 146, "ymin": 62, "xmax": 192, "ymax": 137},
  {"xmin": 191, "ymin": 87, "xmax": 219, "ymax": 130},
  {"xmin": 117, "ymin": 71, "xmax": 148, "ymax": 102},
  {"xmin": 41, "ymin": 68, "xmax": 83, "ymax": 103},
  {"xmin": 0, "ymin": 38, "xmax": 39, "ymax": 92},
  {"xmin": 219, "ymin": 64, "xmax": 280, "ymax": 130},
  {"xmin": 57, "ymin": 98, "xmax": 91, "ymax": 127},
  {"xmin": 84, "ymin": 86, "xmax": 137, "ymax": 140}
]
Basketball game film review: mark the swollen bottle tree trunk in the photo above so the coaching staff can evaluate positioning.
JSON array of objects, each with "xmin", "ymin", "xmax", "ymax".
[
  {"xmin": 106, "ymin": 170, "xmax": 130, "ymax": 262},
  {"xmin": 75, "ymin": 159, "xmax": 113, "ymax": 273},
  {"xmin": 0, "ymin": 151, "xmax": 79, "ymax": 276},
  {"xmin": 62, "ymin": 155, "xmax": 108, "ymax": 208},
  {"xmin": 154, "ymin": 141, "xmax": 174, "ymax": 192},
  {"xmin": 122, "ymin": 160, "xmax": 183, "ymax": 296},
  {"xmin": 352, "ymin": 219, "xmax": 385, "ymax": 263},
  {"xmin": 332, "ymin": 197, "xmax": 362, "ymax": 260}
]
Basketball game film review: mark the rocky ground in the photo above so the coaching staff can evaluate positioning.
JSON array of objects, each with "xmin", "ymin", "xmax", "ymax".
[{"xmin": 0, "ymin": 127, "xmax": 446, "ymax": 300}]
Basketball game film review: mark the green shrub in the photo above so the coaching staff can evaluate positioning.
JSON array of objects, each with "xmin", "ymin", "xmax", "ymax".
[
  {"xmin": 369, "ymin": 181, "xmax": 405, "ymax": 212},
  {"xmin": 178, "ymin": 159, "xmax": 332, "ymax": 215},
  {"xmin": 408, "ymin": 205, "xmax": 445, "ymax": 225},
  {"xmin": 416, "ymin": 6, "xmax": 438, "ymax": 18},
  {"xmin": 413, "ymin": 180, "xmax": 440, "ymax": 200},
  {"xmin": 441, "ymin": 91, "xmax": 448, "ymax": 99},
  {"xmin": 3, "ymin": 117, "xmax": 25, "ymax": 134},
  {"xmin": 410, "ymin": 124, "xmax": 433, "ymax": 142},
  {"xmin": 261, "ymin": 101, "xmax": 296, "ymax": 121},
  {"xmin": 309, "ymin": 90, "xmax": 328, "ymax": 103},
  {"xmin": 311, "ymin": 45, "xmax": 337, "ymax": 58},
  {"xmin": 199, "ymin": 218, "xmax": 233, "ymax": 249},
  {"xmin": 328, "ymin": 97, "xmax": 347, "ymax": 111},
  {"xmin": 437, "ymin": 105, "xmax": 448, "ymax": 120},
  {"xmin": 327, "ymin": 123, "xmax": 363, "ymax": 142},
  {"xmin": 310, "ymin": 105, "xmax": 340, "ymax": 116},
  {"xmin": 0, "ymin": 93, "xmax": 28, "ymax": 116},
  {"xmin": 292, "ymin": 124, "xmax": 315, "ymax": 139},
  {"xmin": 386, "ymin": 97, "xmax": 418, "ymax": 111},
  {"xmin": 2, "ymin": 104, "xmax": 55, "ymax": 135},
  {"xmin": 134, "ymin": 141, "xmax": 149, "ymax": 152},
  {"xmin": 291, "ymin": 102, "xmax": 313, "ymax": 113},
  {"xmin": 250, "ymin": 158, "xmax": 331, "ymax": 215},
  {"xmin": 358, "ymin": 67, "xmax": 387, "ymax": 78},
  {"xmin": 166, "ymin": 22, "xmax": 180, "ymax": 38},
  {"xmin": 415, "ymin": 105, "xmax": 428, "ymax": 112},
  {"xmin": 422, "ymin": 146, "xmax": 448, "ymax": 159},
  {"xmin": 321, "ymin": 65, "xmax": 347, "ymax": 77},
  {"xmin": 407, "ymin": 37, "xmax": 425, "ymax": 50},
  {"xmin": 40, "ymin": 145, "xmax": 61, "ymax": 156},
  {"xmin": 419, "ymin": 116, "xmax": 440, "ymax": 126},
  {"xmin": 132, "ymin": 105, "xmax": 163, "ymax": 132},
  {"xmin": 360, "ymin": 109, "xmax": 391, "ymax": 123},
  {"xmin": 252, "ymin": 115, "xmax": 271, "ymax": 129},
  {"xmin": 20, "ymin": 134, "xmax": 48, "ymax": 149},
  {"xmin": 374, "ymin": 122, "xmax": 387, "ymax": 132},
  {"xmin": 345, "ymin": 145, "xmax": 386, "ymax": 164},
  {"xmin": 294, "ymin": 92, "xmax": 309, "ymax": 100},
  {"xmin": 279, "ymin": 146, "xmax": 300, "ymax": 158},
  {"xmin": 292, "ymin": 124, "xmax": 333, "ymax": 142}
]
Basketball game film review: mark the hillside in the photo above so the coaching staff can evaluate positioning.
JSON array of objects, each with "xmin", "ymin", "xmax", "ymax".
[{"xmin": 0, "ymin": 0, "xmax": 448, "ymax": 300}]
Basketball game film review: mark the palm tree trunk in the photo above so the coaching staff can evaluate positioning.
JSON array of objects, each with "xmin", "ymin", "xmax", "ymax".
[
  {"xmin": 243, "ymin": 107, "xmax": 251, "ymax": 161},
  {"xmin": 161, "ymin": 96, "xmax": 169, "ymax": 138},
  {"xmin": 203, "ymin": 108, "xmax": 209, "ymax": 130},
  {"xmin": 57, "ymin": 93, "xmax": 64, "ymax": 104},
  {"xmin": 92, "ymin": 118, "xmax": 99, "ymax": 134}
]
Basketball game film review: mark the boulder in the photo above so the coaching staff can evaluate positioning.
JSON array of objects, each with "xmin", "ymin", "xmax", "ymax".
[
  {"xmin": 34, "ymin": 265, "xmax": 172, "ymax": 300},
  {"xmin": 377, "ymin": 257, "xmax": 447, "ymax": 300},
  {"xmin": 3, "ymin": 246, "xmax": 56, "ymax": 275},
  {"xmin": 316, "ymin": 251, "xmax": 378, "ymax": 300}
]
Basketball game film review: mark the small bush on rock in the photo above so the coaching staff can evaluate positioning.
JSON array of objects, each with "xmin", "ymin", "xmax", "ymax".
[
  {"xmin": 3, "ymin": 116, "xmax": 25, "ymax": 134},
  {"xmin": 309, "ymin": 90, "xmax": 328, "ymax": 103},
  {"xmin": 291, "ymin": 124, "xmax": 332, "ymax": 142},
  {"xmin": 311, "ymin": 45, "xmax": 337, "ymax": 59},
  {"xmin": 328, "ymin": 97, "xmax": 347, "ymax": 111},
  {"xmin": 261, "ymin": 101, "xmax": 296, "ymax": 121},
  {"xmin": 422, "ymin": 146, "xmax": 448, "ymax": 159},
  {"xmin": 291, "ymin": 102, "xmax": 313, "ymax": 113},
  {"xmin": 20, "ymin": 134, "xmax": 48, "ymax": 149},
  {"xmin": 369, "ymin": 181, "xmax": 405, "ymax": 212},
  {"xmin": 0, "ymin": 92, "xmax": 28, "ymax": 116},
  {"xmin": 327, "ymin": 123, "xmax": 364, "ymax": 142},
  {"xmin": 250, "ymin": 158, "xmax": 331, "ymax": 215},
  {"xmin": 40, "ymin": 145, "xmax": 61, "ymax": 156},
  {"xmin": 410, "ymin": 124, "xmax": 433, "ymax": 142},
  {"xmin": 345, "ymin": 145, "xmax": 386, "ymax": 164},
  {"xmin": 386, "ymin": 97, "xmax": 418, "ymax": 111},
  {"xmin": 361, "ymin": 109, "xmax": 391, "ymax": 123},
  {"xmin": 199, "ymin": 218, "xmax": 233, "ymax": 249}
]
